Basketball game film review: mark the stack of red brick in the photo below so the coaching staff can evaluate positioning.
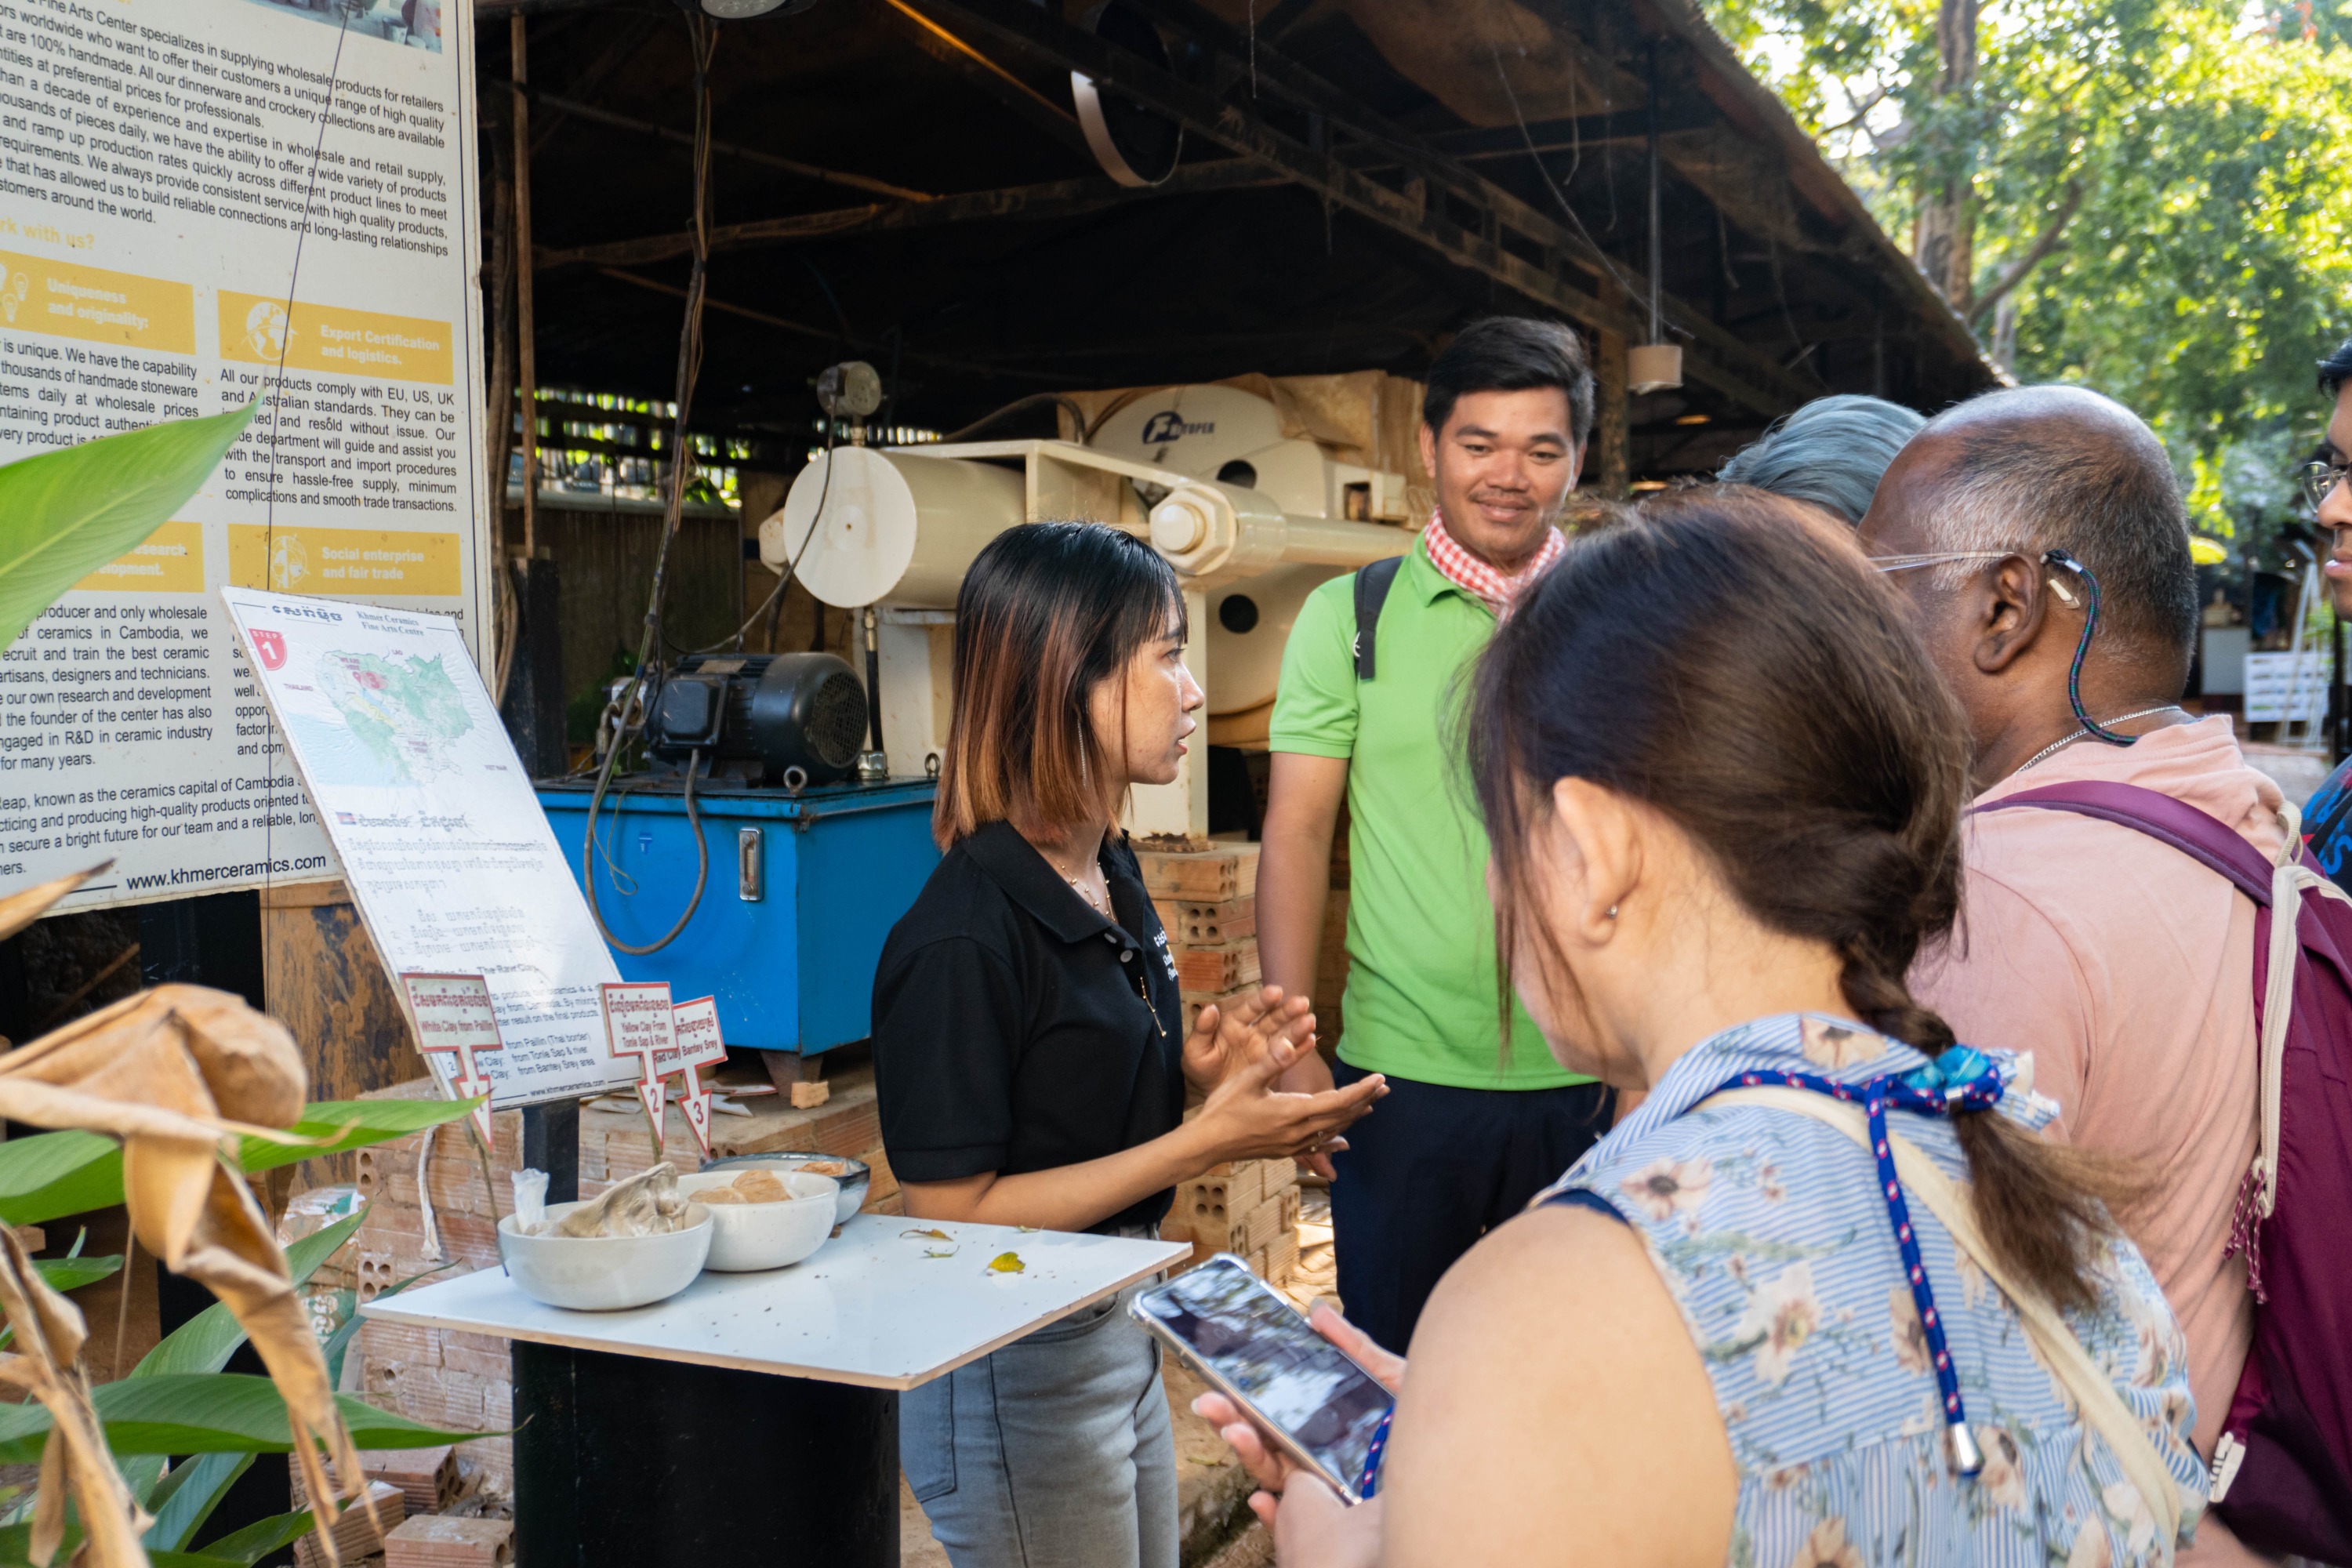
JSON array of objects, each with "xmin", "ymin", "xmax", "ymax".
[
  {"xmin": 1139, "ymin": 840, "xmax": 1305, "ymax": 1290},
  {"xmin": 349, "ymin": 1084, "xmax": 519, "ymax": 1494},
  {"xmin": 286, "ymin": 1445, "xmax": 471, "ymax": 1568}
]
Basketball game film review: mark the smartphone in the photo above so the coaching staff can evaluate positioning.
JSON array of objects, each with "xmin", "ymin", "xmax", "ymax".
[{"xmin": 1130, "ymin": 1254, "xmax": 1396, "ymax": 1504}]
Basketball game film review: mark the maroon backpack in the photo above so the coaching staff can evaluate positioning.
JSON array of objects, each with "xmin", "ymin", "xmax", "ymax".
[{"xmin": 1983, "ymin": 781, "xmax": 2352, "ymax": 1560}]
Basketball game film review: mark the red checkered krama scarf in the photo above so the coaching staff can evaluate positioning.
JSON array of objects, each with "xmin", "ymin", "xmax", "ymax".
[{"xmin": 1420, "ymin": 510, "xmax": 1565, "ymax": 619}]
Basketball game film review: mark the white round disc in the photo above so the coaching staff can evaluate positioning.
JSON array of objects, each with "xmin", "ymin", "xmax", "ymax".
[{"xmin": 761, "ymin": 447, "xmax": 918, "ymax": 608}]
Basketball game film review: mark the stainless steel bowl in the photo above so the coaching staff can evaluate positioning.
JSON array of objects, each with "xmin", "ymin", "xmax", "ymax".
[{"xmin": 699, "ymin": 1151, "xmax": 870, "ymax": 1225}]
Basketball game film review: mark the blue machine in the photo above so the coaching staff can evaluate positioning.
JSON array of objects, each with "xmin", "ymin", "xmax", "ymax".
[{"xmin": 535, "ymin": 775, "xmax": 941, "ymax": 1060}]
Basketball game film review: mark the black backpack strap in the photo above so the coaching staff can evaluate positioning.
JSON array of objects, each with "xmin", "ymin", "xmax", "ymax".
[{"xmin": 1352, "ymin": 553, "xmax": 1406, "ymax": 681}]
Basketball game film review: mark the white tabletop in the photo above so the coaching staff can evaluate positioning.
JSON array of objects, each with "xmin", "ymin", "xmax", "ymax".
[{"xmin": 358, "ymin": 1214, "xmax": 1191, "ymax": 1391}]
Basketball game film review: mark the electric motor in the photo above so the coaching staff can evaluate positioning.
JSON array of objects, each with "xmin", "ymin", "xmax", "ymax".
[{"xmin": 648, "ymin": 652, "xmax": 869, "ymax": 785}]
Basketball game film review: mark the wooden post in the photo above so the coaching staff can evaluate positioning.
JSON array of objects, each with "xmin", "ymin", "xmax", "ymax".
[
  {"xmin": 1594, "ymin": 280, "xmax": 1631, "ymax": 499},
  {"xmin": 511, "ymin": 16, "xmax": 539, "ymax": 557},
  {"xmin": 484, "ymin": 103, "xmax": 515, "ymax": 550},
  {"xmin": 259, "ymin": 881, "xmax": 415, "ymax": 1187}
]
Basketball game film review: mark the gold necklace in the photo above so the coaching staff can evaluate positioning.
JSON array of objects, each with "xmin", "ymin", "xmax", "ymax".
[{"xmin": 1049, "ymin": 844, "xmax": 1109, "ymax": 916}]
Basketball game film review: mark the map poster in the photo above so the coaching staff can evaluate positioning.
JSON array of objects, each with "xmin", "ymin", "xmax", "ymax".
[
  {"xmin": 0, "ymin": 0, "xmax": 489, "ymax": 913},
  {"xmin": 397, "ymin": 970, "xmax": 500, "ymax": 1148},
  {"xmin": 599, "ymin": 980, "xmax": 676, "ymax": 1149},
  {"xmin": 221, "ymin": 585, "xmax": 630, "ymax": 1107}
]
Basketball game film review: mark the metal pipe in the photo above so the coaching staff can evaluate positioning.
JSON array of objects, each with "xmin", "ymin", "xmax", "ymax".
[
  {"xmin": 511, "ymin": 17, "xmax": 539, "ymax": 557},
  {"xmin": 1274, "ymin": 515, "xmax": 1414, "ymax": 569},
  {"xmin": 1646, "ymin": 42, "xmax": 1663, "ymax": 347}
]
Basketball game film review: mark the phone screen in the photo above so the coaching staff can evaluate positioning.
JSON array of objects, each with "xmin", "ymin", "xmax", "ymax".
[{"xmin": 1134, "ymin": 1258, "xmax": 1394, "ymax": 1497}]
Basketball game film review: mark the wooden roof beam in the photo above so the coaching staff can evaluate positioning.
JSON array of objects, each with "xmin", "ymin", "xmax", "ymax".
[
  {"xmin": 913, "ymin": 0, "xmax": 1809, "ymax": 416},
  {"xmin": 532, "ymin": 160, "xmax": 1287, "ymax": 270}
]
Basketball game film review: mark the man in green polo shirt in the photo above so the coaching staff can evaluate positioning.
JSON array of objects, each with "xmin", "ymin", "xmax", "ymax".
[{"xmin": 1260, "ymin": 317, "xmax": 1611, "ymax": 1353}]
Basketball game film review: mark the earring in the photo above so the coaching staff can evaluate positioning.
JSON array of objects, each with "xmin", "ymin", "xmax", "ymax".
[{"xmin": 1606, "ymin": 905, "xmax": 1619, "ymax": 920}]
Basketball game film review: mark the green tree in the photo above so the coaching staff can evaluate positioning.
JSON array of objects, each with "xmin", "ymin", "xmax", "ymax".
[{"xmin": 1705, "ymin": 0, "xmax": 2352, "ymax": 537}]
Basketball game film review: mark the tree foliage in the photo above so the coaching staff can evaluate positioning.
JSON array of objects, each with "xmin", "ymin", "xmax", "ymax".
[{"xmin": 1704, "ymin": 0, "xmax": 2352, "ymax": 542}]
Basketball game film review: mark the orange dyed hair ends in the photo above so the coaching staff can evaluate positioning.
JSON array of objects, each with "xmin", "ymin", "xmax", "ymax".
[{"xmin": 934, "ymin": 521, "xmax": 1185, "ymax": 848}]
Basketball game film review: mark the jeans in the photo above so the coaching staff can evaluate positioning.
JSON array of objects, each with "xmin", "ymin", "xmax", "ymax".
[
  {"xmin": 1329, "ymin": 1063, "xmax": 1615, "ymax": 1354},
  {"xmin": 901, "ymin": 1276, "xmax": 1178, "ymax": 1568}
]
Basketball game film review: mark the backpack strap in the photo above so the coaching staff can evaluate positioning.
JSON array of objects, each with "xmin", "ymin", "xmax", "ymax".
[
  {"xmin": 1704, "ymin": 1084, "xmax": 2187, "ymax": 1557},
  {"xmin": 1352, "ymin": 553, "xmax": 1406, "ymax": 682},
  {"xmin": 1982, "ymin": 781, "xmax": 2276, "ymax": 902},
  {"xmin": 1976, "ymin": 782, "xmax": 2352, "ymax": 1225}
]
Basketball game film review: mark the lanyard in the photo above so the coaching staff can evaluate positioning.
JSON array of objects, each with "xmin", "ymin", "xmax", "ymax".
[{"xmin": 1702, "ymin": 1061, "xmax": 2004, "ymax": 1475}]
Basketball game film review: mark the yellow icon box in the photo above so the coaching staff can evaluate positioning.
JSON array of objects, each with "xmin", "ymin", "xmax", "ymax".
[
  {"xmin": 217, "ymin": 291, "xmax": 454, "ymax": 385},
  {"xmin": 74, "ymin": 521, "xmax": 205, "ymax": 593},
  {"xmin": 0, "ymin": 252, "xmax": 194, "ymax": 354},
  {"xmin": 228, "ymin": 524, "xmax": 462, "ymax": 598}
]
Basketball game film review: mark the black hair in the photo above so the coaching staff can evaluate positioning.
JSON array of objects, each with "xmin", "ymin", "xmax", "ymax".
[
  {"xmin": 935, "ymin": 522, "xmax": 1185, "ymax": 847},
  {"xmin": 1467, "ymin": 487, "xmax": 2135, "ymax": 1314},
  {"xmin": 1423, "ymin": 317, "xmax": 1595, "ymax": 445},
  {"xmin": 2321, "ymin": 334, "xmax": 2352, "ymax": 397}
]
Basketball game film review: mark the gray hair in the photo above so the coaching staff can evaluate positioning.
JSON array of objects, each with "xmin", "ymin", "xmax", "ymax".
[
  {"xmin": 1717, "ymin": 394, "xmax": 1927, "ymax": 524},
  {"xmin": 1913, "ymin": 387, "xmax": 2198, "ymax": 652}
]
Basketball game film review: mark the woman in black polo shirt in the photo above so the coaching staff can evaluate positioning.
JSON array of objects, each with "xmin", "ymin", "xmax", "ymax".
[{"xmin": 874, "ymin": 522, "xmax": 1385, "ymax": 1568}]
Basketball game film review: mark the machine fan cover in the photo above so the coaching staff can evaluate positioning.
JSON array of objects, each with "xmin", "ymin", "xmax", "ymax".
[{"xmin": 751, "ymin": 654, "xmax": 869, "ymax": 783}]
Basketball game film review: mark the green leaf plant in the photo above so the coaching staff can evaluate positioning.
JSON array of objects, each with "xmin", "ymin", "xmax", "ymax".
[
  {"xmin": 0, "ymin": 401, "xmax": 255, "ymax": 652},
  {"xmin": 0, "ymin": 406, "xmax": 488, "ymax": 1567}
]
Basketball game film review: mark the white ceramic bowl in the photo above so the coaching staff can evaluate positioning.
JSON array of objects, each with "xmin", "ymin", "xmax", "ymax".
[
  {"xmin": 701, "ymin": 1152, "xmax": 869, "ymax": 1225},
  {"xmin": 674, "ymin": 1170, "xmax": 839, "ymax": 1272},
  {"xmin": 495, "ymin": 1202, "xmax": 713, "ymax": 1310}
]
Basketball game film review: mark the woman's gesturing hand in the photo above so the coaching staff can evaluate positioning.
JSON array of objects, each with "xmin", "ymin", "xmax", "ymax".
[
  {"xmin": 1181, "ymin": 983, "xmax": 1313, "ymax": 1091},
  {"xmin": 1190, "ymin": 1001, "xmax": 1386, "ymax": 1164}
]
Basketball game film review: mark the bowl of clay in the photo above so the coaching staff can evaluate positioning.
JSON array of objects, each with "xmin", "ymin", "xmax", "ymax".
[
  {"xmin": 676, "ymin": 1168, "xmax": 839, "ymax": 1272},
  {"xmin": 700, "ymin": 1152, "xmax": 869, "ymax": 1226},
  {"xmin": 496, "ymin": 1202, "xmax": 713, "ymax": 1311}
]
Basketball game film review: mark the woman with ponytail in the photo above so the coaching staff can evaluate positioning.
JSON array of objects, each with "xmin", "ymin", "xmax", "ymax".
[{"xmin": 1194, "ymin": 490, "xmax": 2209, "ymax": 1565}]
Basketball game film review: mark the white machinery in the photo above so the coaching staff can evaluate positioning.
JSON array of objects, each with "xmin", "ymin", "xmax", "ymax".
[{"xmin": 757, "ymin": 381, "xmax": 1414, "ymax": 839}]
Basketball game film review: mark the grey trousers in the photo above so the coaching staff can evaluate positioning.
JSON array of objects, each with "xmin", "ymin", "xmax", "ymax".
[{"xmin": 901, "ymin": 1278, "xmax": 1178, "ymax": 1568}]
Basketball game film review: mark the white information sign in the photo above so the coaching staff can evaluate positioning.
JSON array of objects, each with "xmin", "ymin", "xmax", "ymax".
[
  {"xmin": 2245, "ymin": 651, "xmax": 2333, "ymax": 725},
  {"xmin": 670, "ymin": 994, "xmax": 727, "ymax": 1157},
  {"xmin": 397, "ymin": 970, "xmax": 501, "ymax": 1147},
  {"xmin": 0, "ymin": 0, "xmax": 487, "ymax": 912},
  {"xmin": 600, "ymin": 980, "xmax": 675, "ymax": 1149},
  {"xmin": 223, "ymin": 586, "xmax": 630, "ymax": 1107}
]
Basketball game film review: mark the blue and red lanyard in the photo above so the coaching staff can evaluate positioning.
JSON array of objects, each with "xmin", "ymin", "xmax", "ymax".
[
  {"xmin": 1710, "ymin": 1056, "xmax": 2002, "ymax": 1475},
  {"xmin": 1356, "ymin": 1047, "xmax": 2002, "ymax": 1499}
]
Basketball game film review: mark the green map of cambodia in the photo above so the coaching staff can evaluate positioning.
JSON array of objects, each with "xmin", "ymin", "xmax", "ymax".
[{"xmin": 318, "ymin": 651, "xmax": 474, "ymax": 783}]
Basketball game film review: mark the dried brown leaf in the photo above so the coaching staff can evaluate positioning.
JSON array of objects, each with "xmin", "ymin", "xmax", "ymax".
[
  {"xmin": 0, "ymin": 1228, "xmax": 147, "ymax": 1566},
  {"xmin": 0, "ymin": 983, "xmax": 366, "ymax": 1566}
]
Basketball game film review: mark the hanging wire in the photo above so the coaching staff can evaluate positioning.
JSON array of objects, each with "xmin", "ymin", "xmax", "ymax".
[{"xmin": 579, "ymin": 13, "xmax": 720, "ymax": 956}]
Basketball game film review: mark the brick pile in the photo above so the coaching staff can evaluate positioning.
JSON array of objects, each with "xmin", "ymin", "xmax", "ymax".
[
  {"xmin": 1162, "ymin": 1156, "xmax": 1301, "ymax": 1285},
  {"xmin": 383, "ymin": 1516, "xmax": 514, "ymax": 1567},
  {"xmin": 289, "ymin": 1479, "xmax": 403, "ymax": 1568},
  {"xmin": 1138, "ymin": 840, "xmax": 1305, "ymax": 1290}
]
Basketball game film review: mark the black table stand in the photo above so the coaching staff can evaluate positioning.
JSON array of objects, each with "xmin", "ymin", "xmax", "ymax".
[{"xmin": 511, "ymin": 1340, "xmax": 898, "ymax": 1566}]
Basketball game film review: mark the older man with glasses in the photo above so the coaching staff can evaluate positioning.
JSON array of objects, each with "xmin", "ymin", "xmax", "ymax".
[
  {"xmin": 1860, "ymin": 383, "xmax": 2277, "ymax": 1567},
  {"xmin": 2281, "ymin": 336, "xmax": 2352, "ymax": 881}
]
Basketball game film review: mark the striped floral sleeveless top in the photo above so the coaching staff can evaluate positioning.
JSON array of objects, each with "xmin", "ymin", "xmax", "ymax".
[{"xmin": 1538, "ymin": 1013, "xmax": 2207, "ymax": 1566}]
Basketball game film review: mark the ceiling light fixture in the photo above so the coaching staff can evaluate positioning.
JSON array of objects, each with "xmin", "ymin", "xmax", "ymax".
[
  {"xmin": 700, "ymin": 0, "xmax": 807, "ymax": 18},
  {"xmin": 1629, "ymin": 42, "xmax": 1683, "ymax": 395}
]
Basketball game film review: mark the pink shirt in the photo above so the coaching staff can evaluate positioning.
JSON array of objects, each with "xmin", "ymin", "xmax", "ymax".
[{"xmin": 1912, "ymin": 717, "xmax": 2274, "ymax": 1566}]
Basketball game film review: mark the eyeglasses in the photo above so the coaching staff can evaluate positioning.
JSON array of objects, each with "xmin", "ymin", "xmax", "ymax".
[
  {"xmin": 1871, "ymin": 546, "xmax": 2133, "ymax": 749},
  {"xmin": 2299, "ymin": 460, "xmax": 2350, "ymax": 514},
  {"xmin": 1869, "ymin": 550, "xmax": 2016, "ymax": 574}
]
